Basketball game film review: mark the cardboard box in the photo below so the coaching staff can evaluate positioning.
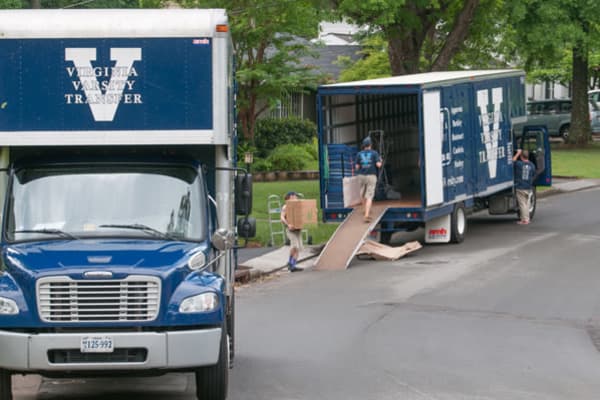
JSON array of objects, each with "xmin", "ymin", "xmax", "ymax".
[{"xmin": 285, "ymin": 199, "xmax": 318, "ymax": 229}]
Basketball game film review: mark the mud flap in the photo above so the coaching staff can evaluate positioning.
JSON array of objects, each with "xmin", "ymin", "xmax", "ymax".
[{"xmin": 425, "ymin": 214, "xmax": 451, "ymax": 243}]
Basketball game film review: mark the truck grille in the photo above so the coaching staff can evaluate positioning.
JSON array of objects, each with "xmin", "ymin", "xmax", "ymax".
[
  {"xmin": 37, "ymin": 276, "xmax": 161, "ymax": 323},
  {"xmin": 48, "ymin": 348, "xmax": 148, "ymax": 364}
]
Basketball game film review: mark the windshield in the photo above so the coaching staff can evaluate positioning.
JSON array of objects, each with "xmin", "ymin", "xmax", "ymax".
[{"xmin": 6, "ymin": 164, "xmax": 207, "ymax": 242}]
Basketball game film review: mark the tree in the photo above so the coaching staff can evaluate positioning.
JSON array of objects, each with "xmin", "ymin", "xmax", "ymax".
[
  {"xmin": 182, "ymin": 0, "xmax": 326, "ymax": 141},
  {"xmin": 333, "ymin": 0, "xmax": 506, "ymax": 76},
  {"xmin": 507, "ymin": 0, "xmax": 600, "ymax": 145}
]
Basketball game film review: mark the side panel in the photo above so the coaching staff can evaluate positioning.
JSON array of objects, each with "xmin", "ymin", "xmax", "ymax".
[
  {"xmin": 422, "ymin": 91, "xmax": 444, "ymax": 206},
  {"xmin": 472, "ymin": 78, "xmax": 515, "ymax": 195},
  {"xmin": 440, "ymin": 84, "xmax": 472, "ymax": 202},
  {"xmin": 0, "ymin": 37, "xmax": 225, "ymax": 144}
]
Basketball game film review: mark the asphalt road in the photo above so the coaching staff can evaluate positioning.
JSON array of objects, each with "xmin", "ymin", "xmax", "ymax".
[{"xmin": 13, "ymin": 186, "xmax": 600, "ymax": 399}]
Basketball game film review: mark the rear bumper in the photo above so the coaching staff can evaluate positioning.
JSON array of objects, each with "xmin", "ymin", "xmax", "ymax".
[{"xmin": 0, "ymin": 328, "xmax": 221, "ymax": 372}]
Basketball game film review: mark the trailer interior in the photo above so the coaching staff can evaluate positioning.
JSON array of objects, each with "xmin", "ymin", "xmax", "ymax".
[{"xmin": 320, "ymin": 92, "xmax": 423, "ymax": 210}]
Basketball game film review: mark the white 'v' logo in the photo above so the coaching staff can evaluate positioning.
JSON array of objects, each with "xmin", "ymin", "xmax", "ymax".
[
  {"xmin": 477, "ymin": 88, "xmax": 503, "ymax": 179},
  {"xmin": 65, "ymin": 48, "xmax": 142, "ymax": 122}
]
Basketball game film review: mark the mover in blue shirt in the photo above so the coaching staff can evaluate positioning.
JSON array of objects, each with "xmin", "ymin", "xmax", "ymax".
[
  {"xmin": 513, "ymin": 149, "xmax": 535, "ymax": 225},
  {"xmin": 355, "ymin": 137, "xmax": 382, "ymax": 223}
]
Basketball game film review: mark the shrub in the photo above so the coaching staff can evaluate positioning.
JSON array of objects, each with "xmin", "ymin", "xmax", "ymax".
[
  {"xmin": 267, "ymin": 144, "xmax": 311, "ymax": 171},
  {"xmin": 255, "ymin": 117, "xmax": 316, "ymax": 158},
  {"xmin": 301, "ymin": 138, "xmax": 318, "ymax": 161},
  {"xmin": 251, "ymin": 158, "xmax": 272, "ymax": 173}
]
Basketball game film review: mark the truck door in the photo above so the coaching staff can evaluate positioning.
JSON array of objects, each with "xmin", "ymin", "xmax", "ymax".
[
  {"xmin": 440, "ymin": 84, "xmax": 472, "ymax": 202},
  {"xmin": 423, "ymin": 90, "xmax": 444, "ymax": 206},
  {"xmin": 518, "ymin": 126, "xmax": 552, "ymax": 186}
]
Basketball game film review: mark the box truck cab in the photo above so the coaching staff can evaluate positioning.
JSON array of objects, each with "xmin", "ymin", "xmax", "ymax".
[{"xmin": 0, "ymin": 9, "xmax": 253, "ymax": 400}]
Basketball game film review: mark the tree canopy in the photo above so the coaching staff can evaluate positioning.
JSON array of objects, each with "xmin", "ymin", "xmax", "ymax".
[{"xmin": 507, "ymin": 0, "xmax": 600, "ymax": 144}]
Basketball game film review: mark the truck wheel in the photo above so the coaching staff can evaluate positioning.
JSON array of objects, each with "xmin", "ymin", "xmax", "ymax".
[
  {"xmin": 195, "ymin": 324, "xmax": 229, "ymax": 400},
  {"xmin": 226, "ymin": 294, "xmax": 235, "ymax": 367},
  {"xmin": 379, "ymin": 231, "xmax": 392, "ymax": 245},
  {"xmin": 0, "ymin": 369, "xmax": 12, "ymax": 400},
  {"xmin": 450, "ymin": 204, "xmax": 466, "ymax": 244},
  {"xmin": 560, "ymin": 125, "xmax": 569, "ymax": 141},
  {"xmin": 528, "ymin": 187, "xmax": 537, "ymax": 221}
]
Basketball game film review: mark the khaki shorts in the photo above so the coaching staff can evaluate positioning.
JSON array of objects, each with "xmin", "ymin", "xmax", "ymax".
[
  {"xmin": 286, "ymin": 229, "xmax": 303, "ymax": 250},
  {"xmin": 358, "ymin": 174, "xmax": 377, "ymax": 200}
]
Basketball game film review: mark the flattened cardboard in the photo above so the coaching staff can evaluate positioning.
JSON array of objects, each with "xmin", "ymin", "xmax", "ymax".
[{"xmin": 356, "ymin": 240, "xmax": 422, "ymax": 261}]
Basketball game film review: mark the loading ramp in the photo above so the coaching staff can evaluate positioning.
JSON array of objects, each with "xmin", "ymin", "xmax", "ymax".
[{"xmin": 314, "ymin": 199, "xmax": 418, "ymax": 270}]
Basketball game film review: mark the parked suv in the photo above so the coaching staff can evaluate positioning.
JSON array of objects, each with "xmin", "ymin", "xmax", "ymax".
[{"xmin": 513, "ymin": 99, "xmax": 600, "ymax": 139}]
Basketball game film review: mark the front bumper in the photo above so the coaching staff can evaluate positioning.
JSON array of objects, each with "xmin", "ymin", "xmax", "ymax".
[{"xmin": 0, "ymin": 328, "xmax": 221, "ymax": 372}]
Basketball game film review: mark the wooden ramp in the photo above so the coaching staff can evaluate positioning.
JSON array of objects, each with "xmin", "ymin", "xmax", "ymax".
[{"xmin": 312, "ymin": 202, "xmax": 391, "ymax": 270}]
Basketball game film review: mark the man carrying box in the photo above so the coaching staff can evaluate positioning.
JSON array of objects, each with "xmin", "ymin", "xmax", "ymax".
[{"xmin": 280, "ymin": 191, "xmax": 304, "ymax": 272}]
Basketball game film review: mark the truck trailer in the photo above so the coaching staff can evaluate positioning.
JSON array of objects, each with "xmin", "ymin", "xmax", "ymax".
[
  {"xmin": 0, "ymin": 9, "xmax": 251, "ymax": 400},
  {"xmin": 315, "ymin": 70, "xmax": 551, "ymax": 269}
]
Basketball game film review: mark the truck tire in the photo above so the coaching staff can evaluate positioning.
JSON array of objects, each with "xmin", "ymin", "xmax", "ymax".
[
  {"xmin": 195, "ymin": 324, "xmax": 229, "ymax": 400},
  {"xmin": 528, "ymin": 187, "xmax": 537, "ymax": 220},
  {"xmin": 379, "ymin": 231, "xmax": 392, "ymax": 245},
  {"xmin": 0, "ymin": 369, "xmax": 12, "ymax": 400},
  {"xmin": 450, "ymin": 204, "xmax": 466, "ymax": 244},
  {"xmin": 560, "ymin": 125, "xmax": 569, "ymax": 141},
  {"xmin": 226, "ymin": 294, "xmax": 235, "ymax": 367}
]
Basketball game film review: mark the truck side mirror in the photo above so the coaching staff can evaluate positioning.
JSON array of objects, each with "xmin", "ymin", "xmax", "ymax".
[
  {"xmin": 237, "ymin": 216, "xmax": 256, "ymax": 239},
  {"xmin": 212, "ymin": 228, "xmax": 235, "ymax": 251},
  {"xmin": 235, "ymin": 173, "xmax": 253, "ymax": 215}
]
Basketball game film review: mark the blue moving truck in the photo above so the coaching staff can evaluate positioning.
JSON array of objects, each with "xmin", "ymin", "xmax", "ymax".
[
  {"xmin": 0, "ymin": 9, "xmax": 252, "ymax": 400},
  {"xmin": 318, "ymin": 70, "xmax": 551, "ymax": 244}
]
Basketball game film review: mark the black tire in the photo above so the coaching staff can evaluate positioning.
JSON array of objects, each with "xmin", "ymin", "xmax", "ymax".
[
  {"xmin": 379, "ymin": 231, "xmax": 392, "ymax": 245},
  {"xmin": 528, "ymin": 187, "xmax": 537, "ymax": 221},
  {"xmin": 226, "ymin": 294, "xmax": 235, "ymax": 368},
  {"xmin": 450, "ymin": 204, "xmax": 467, "ymax": 244},
  {"xmin": 195, "ymin": 324, "xmax": 229, "ymax": 400},
  {"xmin": 560, "ymin": 125, "xmax": 570, "ymax": 141},
  {"xmin": 0, "ymin": 369, "xmax": 12, "ymax": 400}
]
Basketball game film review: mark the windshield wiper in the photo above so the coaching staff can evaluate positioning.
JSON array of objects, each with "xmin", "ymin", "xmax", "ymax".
[
  {"xmin": 98, "ymin": 224, "xmax": 176, "ymax": 240},
  {"xmin": 14, "ymin": 229, "xmax": 78, "ymax": 240}
]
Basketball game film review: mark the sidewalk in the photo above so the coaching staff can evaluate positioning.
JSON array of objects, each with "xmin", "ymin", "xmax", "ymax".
[
  {"xmin": 236, "ymin": 177, "xmax": 600, "ymax": 282},
  {"xmin": 236, "ymin": 245, "xmax": 322, "ymax": 282}
]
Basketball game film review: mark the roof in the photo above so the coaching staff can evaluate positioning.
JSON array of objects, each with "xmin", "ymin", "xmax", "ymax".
[
  {"xmin": 0, "ymin": 9, "xmax": 228, "ymax": 38},
  {"xmin": 302, "ymin": 45, "xmax": 362, "ymax": 81},
  {"xmin": 321, "ymin": 69, "xmax": 524, "ymax": 89}
]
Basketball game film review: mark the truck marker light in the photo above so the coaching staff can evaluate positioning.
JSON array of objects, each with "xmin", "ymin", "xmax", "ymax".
[
  {"xmin": 216, "ymin": 24, "xmax": 229, "ymax": 32},
  {"xmin": 188, "ymin": 252, "xmax": 207, "ymax": 270},
  {"xmin": 180, "ymin": 292, "xmax": 219, "ymax": 313},
  {"xmin": 0, "ymin": 297, "xmax": 18, "ymax": 315}
]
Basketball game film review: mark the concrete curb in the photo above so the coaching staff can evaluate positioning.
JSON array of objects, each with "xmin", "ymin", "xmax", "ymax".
[{"xmin": 235, "ymin": 246, "xmax": 323, "ymax": 283}]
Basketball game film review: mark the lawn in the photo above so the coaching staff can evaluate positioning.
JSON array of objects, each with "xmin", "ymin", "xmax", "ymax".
[
  {"xmin": 551, "ymin": 141, "xmax": 600, "ymax": 178},
  {"xmin": 249, "ymin": 180, "xmax": 338, "ymax": 247}
]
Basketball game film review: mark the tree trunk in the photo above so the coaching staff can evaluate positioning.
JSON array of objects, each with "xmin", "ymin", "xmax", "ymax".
[
  {"xmin": 29, "ymin": 0, "xmax": 41, "ymax": 8},
  {"xmin": 431, "ymin": 0, "xmax": 480, "ymax": 71},
  {"xmin": 386, "ymin": 27, "xmax": 422, "ymax": 75},
  {"xmin": 571, "ymin": 45, "xmax": 591, "ymax": 146}
]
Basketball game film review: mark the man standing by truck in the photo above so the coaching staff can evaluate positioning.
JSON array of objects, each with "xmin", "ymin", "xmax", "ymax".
[
  {"xmin": 355, "ymin": 137, "xmax": 382, "ymax": 223},
  {"xmin": 513, "ymin": 149, "xmax": 536, "ymax": 225}
]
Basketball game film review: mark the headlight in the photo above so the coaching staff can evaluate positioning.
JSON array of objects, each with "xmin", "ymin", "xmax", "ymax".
[
  {"xmin": 0, "ymin": 297, "xmax": 18, "ymax": 315},
  {"xmin": 179, "ymin": 292, "xmax": 219, "ymax": 313}
]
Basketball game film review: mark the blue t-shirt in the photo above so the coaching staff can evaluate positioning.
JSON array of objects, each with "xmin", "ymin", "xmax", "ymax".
[
  {"xmin": 514, "ymin": 159, "xmax": 535, "ymax": 190},
  {"xmin": 355, "ymin": 149, "xmax": 381, "ymax": 175}
]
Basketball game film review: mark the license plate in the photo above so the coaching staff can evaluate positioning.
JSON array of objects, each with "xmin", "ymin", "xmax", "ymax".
[{"xmin": 80, "ymin": 336, "xmax": 114, "ymax": 353}]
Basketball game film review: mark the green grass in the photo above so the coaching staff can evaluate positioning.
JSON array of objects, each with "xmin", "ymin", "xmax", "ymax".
[
  {"xmin": 551, "ymin": 141, "xmax": 600, "ymax": 178},
  {"xmin": 250, "ymin": 180, "xmax": 338, "ymax": 247}
]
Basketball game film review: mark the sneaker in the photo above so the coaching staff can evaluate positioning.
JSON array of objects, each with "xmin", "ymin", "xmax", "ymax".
[{"xmin": 290, "ymin": 266, "xmax": 304, "ymax": 272}]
